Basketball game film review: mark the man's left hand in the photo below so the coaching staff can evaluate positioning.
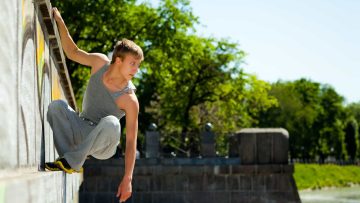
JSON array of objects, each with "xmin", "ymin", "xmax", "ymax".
[{"xmin": 116, "ymin": 177, "xmax": 132, "ymax": 202}]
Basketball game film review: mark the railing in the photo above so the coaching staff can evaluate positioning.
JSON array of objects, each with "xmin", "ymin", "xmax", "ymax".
[
  {"xmin": 143, "ymin": 123, "xmax": 360, "ymax": 166},
  {"xmin": 290, "ymin": 158, "xmax": 360, "ymax": 165},
  {"xmin": 161, "ymin": 134, "xmax": 189, "ymax": 157},
  {"xmin": 144, "ymin": 123, "xmax": 233, "ymax": 158}
]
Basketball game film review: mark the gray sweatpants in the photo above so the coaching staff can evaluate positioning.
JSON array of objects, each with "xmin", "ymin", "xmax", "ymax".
[{"xmin": 47, "ymin": 100, "xmax": 120, "ymax": 171}]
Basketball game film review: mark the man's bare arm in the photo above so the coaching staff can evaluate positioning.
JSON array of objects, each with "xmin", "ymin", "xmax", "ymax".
[
  {"xmin": 52, "ymin": 8, "xmax": 109, "ymax": 71},
  {"xmin": 124, "ymin": 104, "xmax": 138, "ymax": 179},
  {"xmin": 116, "ymin": 92, "xmax": 139, "ymax": 202}
]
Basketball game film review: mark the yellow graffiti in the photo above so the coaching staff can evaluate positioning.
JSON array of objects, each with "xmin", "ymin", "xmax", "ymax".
[
  {"xmin": 22, "ymin": 0, "xmax": 25, "ymax": 33},
  {"xmin": 36, "ymin": 19, "xmax": 45, "ymax": 93},
  {"xmin": 52, "ymin": 68, "xmax": 62, "ymax": 100}
]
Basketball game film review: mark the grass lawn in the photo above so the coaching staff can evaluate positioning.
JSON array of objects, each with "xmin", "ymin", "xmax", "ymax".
[{"xmin": 294, "ymin": 163, "xmax": 360, "ymax": 190}]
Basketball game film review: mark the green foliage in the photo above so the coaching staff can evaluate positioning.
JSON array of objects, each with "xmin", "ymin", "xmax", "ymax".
[
  {"xmin": 345, "ymin": 102, "xmax": 360, "ymax": 158},
  {"xmin": 193, "ymin": 73, "xmax": 278, "ymax": 155},
  {"xmin": 344, "ymin": 119, "xmax": 358, "ymax": 160},
  {"xmin": 294, "ymin": 164, "xmax": 360, "ymax": 190},
  {"xmin": 346, "ymin": 102, "xmax": 360, "ymax": 122},
  {"xmin": 71, "ymin": 66, "xmax": 91, "ymax": 110},
  {"xmin": 317, "ymin": 86, "xmax": 347, "ymax": 159},
  {"xmin": 258, "ymin": 79, "xmax": 349, "ymax": 160}
]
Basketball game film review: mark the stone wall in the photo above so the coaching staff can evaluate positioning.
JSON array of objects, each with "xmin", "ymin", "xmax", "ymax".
[
  {"xmin": 81, "ymin": 129, "xmax": 300, "ymax": 203},
  {"xmin": 0, "ymin": 0, "xmax": 81, "ymax": 202},
  {"xmin": 82, "ymin": 159, "xmax": 299, "ymax": 203}
]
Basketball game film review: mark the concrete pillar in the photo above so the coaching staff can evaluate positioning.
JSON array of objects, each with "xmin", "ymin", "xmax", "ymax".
[
  {"xmin": 145, "ymin": 123, "xmax": 160, "ymax": 158},
  {"xmin": 232, "ymin": 128, "xmax": 289, "ymax": 164},
  {"xmin": 201, "ymin": 123, "xmax": 216, "ymax": 157},
  {"xmin": 228, "ymin": 133, "xmax": 239, "ymax": 157}
]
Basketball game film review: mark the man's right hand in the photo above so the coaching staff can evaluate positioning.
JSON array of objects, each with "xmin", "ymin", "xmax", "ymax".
[
  {"xmin": 52, "ymin": 7, "xmax": 63, "ymax": 23},
  {"xmin": 50, "ymin": 7, "xmax": 109, "ymax": 70}
]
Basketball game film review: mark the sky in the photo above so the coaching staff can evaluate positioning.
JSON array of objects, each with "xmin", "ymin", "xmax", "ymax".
[{"xmin": 145, "ymin": 0, "xmax": 360, "ymax": 104}]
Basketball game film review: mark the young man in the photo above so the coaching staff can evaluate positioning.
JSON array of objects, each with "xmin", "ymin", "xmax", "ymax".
[{"xmin": 45, "ymin": 8, "xmax": 143, "ymax": 202}]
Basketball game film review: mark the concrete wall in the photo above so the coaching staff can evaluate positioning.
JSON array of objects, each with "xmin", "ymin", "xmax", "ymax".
[{"xmin": 0, "ymin": 0, "xmax": 80, "ymax": 202}]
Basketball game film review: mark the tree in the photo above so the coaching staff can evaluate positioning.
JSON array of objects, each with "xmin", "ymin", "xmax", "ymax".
[
  {"xmin": 201, "ymin": 74, "xmax": 278, "ymax": 156},
  {"xmin": 346, "ymin": 102, "xmax": 360, "ymax": 123},
  {"xmin": 345, "ymin": 102, "xmax": 360, "ymax": 159},
  {"xmin": 258, "ymin": 79, "xmax": 321, "ymax": 159},
  {"xmin": 344, "ymin": 119, "xmax": 358, "ymax": 160},
  {"xmin": 258, "ymin": 79, "xmax": 348, "ymax": 161},
  {"xmin": 317, "ymin": 85, "xmax": 347, "ymax": 160}
]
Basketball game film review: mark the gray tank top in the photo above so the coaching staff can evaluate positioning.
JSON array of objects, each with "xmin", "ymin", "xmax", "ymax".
[{"xmin": 79, "ymin": 63, "xmax": 136, "ymax": 124}]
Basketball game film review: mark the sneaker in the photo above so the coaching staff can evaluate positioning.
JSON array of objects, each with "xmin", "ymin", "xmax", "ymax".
[
  {"xmin": 55, "ymin": 158, "xmax": 83, "ymax": 174},
  {"xmin": 45, "ymin": 162, "xmax": 61, "ymax": 171}
]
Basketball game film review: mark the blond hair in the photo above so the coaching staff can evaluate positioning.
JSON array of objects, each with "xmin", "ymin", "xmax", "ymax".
[{"xmin": 111, "ymin": 39, "xmax": 144, "ymax": 63}]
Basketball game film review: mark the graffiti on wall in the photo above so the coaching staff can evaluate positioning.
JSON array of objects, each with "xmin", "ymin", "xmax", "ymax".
[
  {"xmin": 19, "ymin": 0, "xmax": 36, "ymax": 166},
  {"xmin": 36, "ymin": 19, "xmax": 45, "ymax": 97},
  {"xmin": 18, "ymin": 0, "xmax": 65, "ymax": 166},
  {"xmin": 51, "ymin": 68, "xmax": 62, "ymax": 100}
]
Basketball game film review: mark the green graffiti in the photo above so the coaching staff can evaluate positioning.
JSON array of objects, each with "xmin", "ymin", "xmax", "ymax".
[{"xmin": 0, "ymin": 184, "xmax": 5, "ymax": 203}]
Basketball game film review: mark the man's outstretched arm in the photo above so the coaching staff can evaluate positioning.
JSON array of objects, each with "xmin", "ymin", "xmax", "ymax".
[
  {"xmin": 52, "ymin": 8, "xmax": 108, "ymax": 71},
  {"xmin": 116, "ymin": 92, "xmax": 139, "ymax": 202}
]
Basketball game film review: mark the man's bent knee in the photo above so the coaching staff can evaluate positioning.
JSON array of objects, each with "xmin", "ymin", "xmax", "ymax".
[
  {"xmin": 99, "ymin": 116, "xmax": 121, "ymax": 139},
  {"xmin": 47, "ymin": 100, "xmax": 67, "ymax": 122},
  {"xmin": 48, "ymin": 100, "xmax": 67, "ymax": 114}
]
